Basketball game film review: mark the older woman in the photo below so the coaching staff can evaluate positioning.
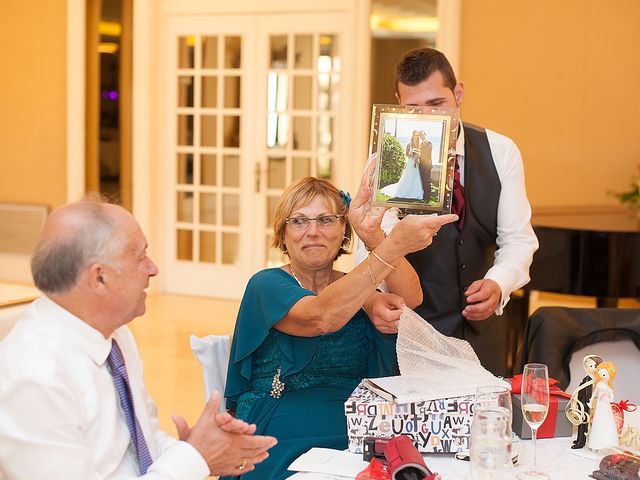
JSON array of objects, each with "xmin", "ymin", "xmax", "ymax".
[{"xmin": 223, "ymin": 166, "xmax": 457, "ymax": 480}]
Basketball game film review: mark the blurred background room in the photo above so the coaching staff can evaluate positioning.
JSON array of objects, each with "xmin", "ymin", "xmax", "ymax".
[{"xmin": 1, "ymin": 0, "xmax": 639, "ymax": 432}]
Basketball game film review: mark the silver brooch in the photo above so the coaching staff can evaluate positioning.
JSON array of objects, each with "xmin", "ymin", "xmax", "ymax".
[{"xmin": 270, "ymin": 367, "xmax": 285, "ymax": 398}]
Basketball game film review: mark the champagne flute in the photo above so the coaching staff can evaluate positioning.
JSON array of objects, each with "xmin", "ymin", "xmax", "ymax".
[{"xmin": 517, "ymin": 363, "xmax": 550, "ymax": 480}]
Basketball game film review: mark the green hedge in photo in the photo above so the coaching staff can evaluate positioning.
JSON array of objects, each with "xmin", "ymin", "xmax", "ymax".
[{"xmin": 379, "ymin": 134, "xmax": 406, "ymax": 188}]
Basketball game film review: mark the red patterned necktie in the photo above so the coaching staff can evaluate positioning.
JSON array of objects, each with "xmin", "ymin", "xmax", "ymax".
[{"xmin": 452, "ymin": 155, "xmax": 466, "ymax": 229}]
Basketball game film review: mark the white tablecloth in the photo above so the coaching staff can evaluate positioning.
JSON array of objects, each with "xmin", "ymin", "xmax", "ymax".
[
  {"xmin": 427, "ymin": 437, "xmax": 598, "ymax": 479},
  {"xmin": 289, "ymin": 437, "xmax": 600, "ymax": 480}
]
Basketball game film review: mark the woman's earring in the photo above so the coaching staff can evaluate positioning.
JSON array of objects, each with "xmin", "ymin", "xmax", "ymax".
[
  {"xmin": 342, "ymin": 236, "xmax": 352, "ymax": 251},
  {"xmin": 280, "ymin": 244, "xmax": 288, "ymax": 254}
]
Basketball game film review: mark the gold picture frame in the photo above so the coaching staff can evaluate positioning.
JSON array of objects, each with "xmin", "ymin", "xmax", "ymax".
[{"xmin": 369, "ymin": 104, "xmax": 460, "ymax": 214}]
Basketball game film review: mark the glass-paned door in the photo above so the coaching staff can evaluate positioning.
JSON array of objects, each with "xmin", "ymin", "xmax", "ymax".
[
  {"xmin": 165, "ymin": 16, "xmax": 256, "ymax": 298},
  {"xmin": 175, "ymin": 35, "xmax": 243, "ymax": 264},
  {"xmin": 163, "ymin": 13, "xmax": 351, "ymax": 298},
  {"xmin": 257, "ymin": 14, "xmax": 349, "ymax": 268}
]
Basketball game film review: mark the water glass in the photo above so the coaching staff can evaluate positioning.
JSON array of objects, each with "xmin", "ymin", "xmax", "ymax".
[
  {"xmin": 475, "ymin": 385, "xmax": 513, "ymax": 461},
  {"xmin": 470, "ymin": 408, "xmax": 512, "ymax": 480},
  {"xmin": 475, "ymin": 385, "xmax": 513, "ymax": 426}
]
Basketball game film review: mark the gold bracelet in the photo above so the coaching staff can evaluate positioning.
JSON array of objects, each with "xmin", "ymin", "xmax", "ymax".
[
  {"xmin": 365, "ymin": 231, "xmax": 387, "ymax": 252},
  {"xmin": 366, "ymin": 255, "xmax": 380, "ymax": 288},
  {"xmin": 371, "ymin": 250, "xmax": 396, "ymax": 270}
]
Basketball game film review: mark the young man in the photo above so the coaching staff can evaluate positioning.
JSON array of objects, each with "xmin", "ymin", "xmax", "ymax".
[
  {"xmin": 360, "ymin": 48, "xmax": 538, "ymax": 375},
  {"xmin": 0, "ymin": 200, "xmax": 277, "ymax": 479}
]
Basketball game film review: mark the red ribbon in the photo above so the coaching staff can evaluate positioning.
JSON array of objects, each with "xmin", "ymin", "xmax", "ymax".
[
  {"xmin": 612, "ymin": 400, "xmax": 638, "ymax": 413},
  {"xmin": 511, "ymin": 374, "xmax": 571, "ymax": 438},
  {"xmin": 510, "ymin": 374, "xmax": 571, "ymax": 399}
]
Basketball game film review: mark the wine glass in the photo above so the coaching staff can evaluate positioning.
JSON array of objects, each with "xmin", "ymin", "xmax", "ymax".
[{"xmin": 517, "ymin": 363, "xmax": 550, "ymax": 480}]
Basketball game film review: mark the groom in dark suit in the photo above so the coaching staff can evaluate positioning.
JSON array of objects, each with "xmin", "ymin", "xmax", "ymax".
[
  {"xmin": 360, "ymin": 47, "xmax": 538, "ymax": 376},
  {"xmin": 405, "ymin": 130, "xmax": 432, "ymax": 202}
]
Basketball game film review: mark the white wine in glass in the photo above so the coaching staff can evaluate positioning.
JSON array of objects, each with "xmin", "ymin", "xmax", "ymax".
[
  {"xmin": 522, "ymin": 404, "xmax": 547, "ymax": 429},
  {"xmin": 517, "ymin": 363, "xmax": 550, "ymax": 480}
]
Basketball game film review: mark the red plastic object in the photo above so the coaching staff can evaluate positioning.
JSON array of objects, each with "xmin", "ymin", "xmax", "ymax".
[
  {"xmin": 356, "ymin": 458, "xmax": 391, "ymax": 480},
  {"xmin": 383, "ymin": 435, "xmax": 440, "ymax": 480}
]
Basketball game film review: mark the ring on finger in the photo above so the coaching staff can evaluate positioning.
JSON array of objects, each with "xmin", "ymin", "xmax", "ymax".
[{"xmin": 237, "ymin": 458, "xmax": 247, "ymax": 471}]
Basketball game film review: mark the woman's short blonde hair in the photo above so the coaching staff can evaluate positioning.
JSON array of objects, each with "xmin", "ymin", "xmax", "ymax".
[
  {"xmin": 272, "ymin": 177, "xmax": 352, "ymax": 258},
  {"xmin": 595, "ymin": 361, "xmax": 617, "ymax": 385}
]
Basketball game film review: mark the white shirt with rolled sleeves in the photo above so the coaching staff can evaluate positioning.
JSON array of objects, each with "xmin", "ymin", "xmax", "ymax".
[
  {"xmin": 0, "ymin": 295, "xmax": 210, "ymax": 480},
  {"xmin": 356, "ymin": 123, "xmax": 539, "ymax": 315}
]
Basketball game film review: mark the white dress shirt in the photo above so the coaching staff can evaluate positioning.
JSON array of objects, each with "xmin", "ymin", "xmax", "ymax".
[
  {"xmin": 357, "ymin": 123, "xmax": 539, "ymax": 314},
  {"xmin": 0, "ymin": 295, "xmax": 209, "ymax": 480}
]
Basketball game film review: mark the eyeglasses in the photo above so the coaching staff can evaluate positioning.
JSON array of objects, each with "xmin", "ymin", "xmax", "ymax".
[{"xmin": 285, "ymin": 214, "xmax": 344, "ymax": 229}]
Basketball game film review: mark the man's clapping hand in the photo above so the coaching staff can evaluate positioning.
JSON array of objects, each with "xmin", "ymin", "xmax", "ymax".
[{"xmin": 172, "ymin": 391, "xmax": 277, "ymax": 476}]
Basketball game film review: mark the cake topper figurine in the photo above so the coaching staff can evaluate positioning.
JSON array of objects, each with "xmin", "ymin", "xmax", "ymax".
[
  {"xmin": 566, "ymin": 354, "xmax": 603, "ymax": 449},
  {"xmin": 588, "ymin": 361, "xmax": 619, "ymax": 451}
]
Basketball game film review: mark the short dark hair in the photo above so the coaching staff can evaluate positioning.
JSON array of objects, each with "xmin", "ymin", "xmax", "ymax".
[
  {"xmin": 31, "ymin": 200, "xmax": 122, "ymax": 294},
  {"xmin": 394, "ymin": 47, "xmax": 457, "ymax": 96}
]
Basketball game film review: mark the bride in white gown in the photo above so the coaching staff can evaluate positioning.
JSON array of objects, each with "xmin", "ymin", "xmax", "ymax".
[
  {"xmin": 587, "ymin": 361, "xmax": 619, "ymax": 451},
  {"xmin": 381, "ymin": 130, "xmax": 426, "ymax": 200},
  {"xmin": 381, "ymin": 158, "xmax": 423, "ymax": 199}
]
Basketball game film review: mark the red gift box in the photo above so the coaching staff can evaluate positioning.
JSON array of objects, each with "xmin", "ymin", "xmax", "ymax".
[
  {"xmin": 511, "ymin": 374, "xmax": 572, "ymax": 439},
  {"xmin": 611, "ymin": 400, "xmax": 637, "ymax": 434}
]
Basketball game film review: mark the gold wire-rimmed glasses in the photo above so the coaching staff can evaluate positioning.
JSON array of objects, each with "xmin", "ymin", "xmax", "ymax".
[{"xmin": 285, "ymin": 214, "xmax": 344, "ymax": 229}]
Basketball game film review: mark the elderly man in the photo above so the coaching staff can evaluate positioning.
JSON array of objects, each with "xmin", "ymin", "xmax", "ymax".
[{"xmin": 0, "ymin": 200, "xmax": 277, "ymax": 479}]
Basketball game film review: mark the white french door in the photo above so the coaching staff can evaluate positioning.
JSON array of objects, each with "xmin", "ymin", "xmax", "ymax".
[
  {"xmin": 162, "ymin": 12, "xmax": 353, "ymax": 298},
  {"xmin": 256, "ymin": 14, "xmax": 351, "ymax": 269}
]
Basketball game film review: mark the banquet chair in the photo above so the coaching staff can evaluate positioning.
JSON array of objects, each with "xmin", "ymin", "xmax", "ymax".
[
  {"xmin": 189, "ymin": 334, "xmax": 230, "ymax": 412},
  {"xmin": 515, "ymin": 307, "xmax": 640, "ymax": 395}
]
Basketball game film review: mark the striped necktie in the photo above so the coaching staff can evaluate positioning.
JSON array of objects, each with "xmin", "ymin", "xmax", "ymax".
[
  {"xmin": 452, "ymin": 155, "xmax": 466, "ymax": 229},
  {"xmin": 107, "ymin": 340, "xmax": 153, "ymax": 474}
]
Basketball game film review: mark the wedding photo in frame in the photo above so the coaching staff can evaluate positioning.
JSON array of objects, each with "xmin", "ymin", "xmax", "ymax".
[{"xmin": 369, "ymin": 104, "xmax": 460, "ymax": 214}]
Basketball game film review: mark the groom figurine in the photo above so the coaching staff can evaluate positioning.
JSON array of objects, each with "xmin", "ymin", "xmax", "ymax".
[{"xmin": 572, "ymin": 354, "xmax": 603, "ymax": 449}]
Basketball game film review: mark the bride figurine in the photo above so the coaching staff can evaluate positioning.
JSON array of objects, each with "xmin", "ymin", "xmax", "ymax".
[
  {"xmin": 569, "ymin": 354, "xmax": 603, "ymax": 449},
  {"xmin": 587, "ymin": 361, "xmax": 619, "ymax": 451}
]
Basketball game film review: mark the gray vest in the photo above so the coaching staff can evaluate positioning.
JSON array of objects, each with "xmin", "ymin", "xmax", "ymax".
[{"xmin": 406, "ymin": 123, "xmax": 507, "ymax": 374}]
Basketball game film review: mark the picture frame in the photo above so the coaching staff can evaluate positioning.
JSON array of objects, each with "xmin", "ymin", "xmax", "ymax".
[{"xmin": 369, "ymin": 104, "xmax": 460, "ymax": 214}]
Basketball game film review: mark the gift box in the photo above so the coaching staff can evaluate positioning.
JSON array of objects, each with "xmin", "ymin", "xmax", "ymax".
[
  {"xmin": 622, "ymin": 406, "xmax": 640, "ymax": 429},
  {"xmin": 344, "ymin": 382, "xmax": 474, "ymax": 454},
  {"xmin": 510, "ymin": 375, "xmax": 573, "ymax": 439},
  {"xmin": 617, "ymin": 402, "xmax": 640, "ymax": 450},
  {"xmin": 612, "ymin": 400, "xmax": 638, "ymax": 433}
]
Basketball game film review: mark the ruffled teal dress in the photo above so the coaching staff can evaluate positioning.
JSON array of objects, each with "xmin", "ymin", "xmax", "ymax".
[{"xmin": 222, "ymin": 268, "xmax": 398, "ymax": 480}]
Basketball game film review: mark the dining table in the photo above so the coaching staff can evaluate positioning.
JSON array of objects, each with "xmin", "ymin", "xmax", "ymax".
[{"xmin": 288, "ymin": 436, "xmax": 608, "ymax": 479}]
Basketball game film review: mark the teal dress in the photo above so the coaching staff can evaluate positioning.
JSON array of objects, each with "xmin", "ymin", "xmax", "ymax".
[{"xmin": 222, "ymin": 268, "xmax": 398, "ymax": 480}]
